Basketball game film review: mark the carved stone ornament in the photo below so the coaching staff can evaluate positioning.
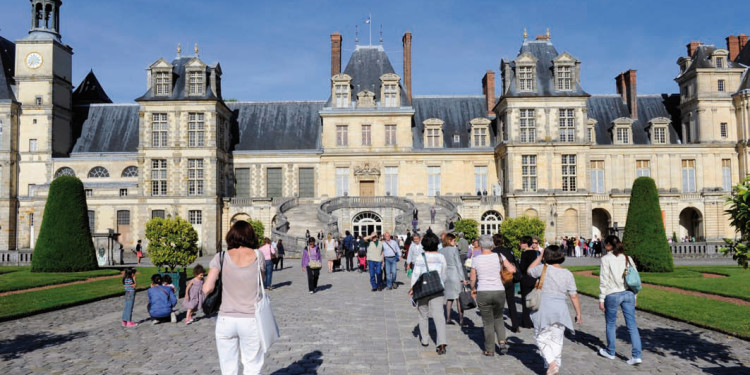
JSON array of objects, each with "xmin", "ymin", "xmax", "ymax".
[
  {"xmin": 357, "ymin": 90, "xmax": 376, "ymax": 108},
  {"xmin": 354, "ymin": 162, "xmax": 381, "ymax": 176}
]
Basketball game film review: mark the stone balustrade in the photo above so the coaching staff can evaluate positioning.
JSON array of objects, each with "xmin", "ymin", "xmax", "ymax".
[{"xmin": 0, "ymin": 250, "xmax": 33, "ymax": 265}]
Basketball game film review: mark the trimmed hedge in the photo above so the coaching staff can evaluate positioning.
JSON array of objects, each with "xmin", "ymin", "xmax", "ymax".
[
  {"xmin": 31, "ymin": 176, "xmax": 98, "ymax": 272},
  {"xmin": 622, "ymin": 177, "xmax": 674, "ymax": 272},
  {"xmin": 454, "ymin": 219, "xmax": 479, "ymax": 241},
  {"xmin": 500, "ymin": 216, "xmax": 546, "ymax": 258}
]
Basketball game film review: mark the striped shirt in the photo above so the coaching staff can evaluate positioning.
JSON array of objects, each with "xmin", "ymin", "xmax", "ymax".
[{"xmin": 123, "ymin": 277, "xmax": 135, "ymax": 292}]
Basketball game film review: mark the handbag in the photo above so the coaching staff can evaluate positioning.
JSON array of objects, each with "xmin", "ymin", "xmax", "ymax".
[
  {"xmin": 464, "ymin": 257, "xmax": 472, "ymax": 269},
  {"xmin": 307, "ymin": 247, "xmax": 322, "ymax": 270},
  {"xmin": 525, "ymin": 264, "xmax": 547, "ymax": 311},
  {"xmin": 458, "ymin": 284, "xmax": 476, "ymax": 310},
  {"xmin": 623, "ymin": 256, "xmax": 642, "ymax": 293},
  {"xmin": 202, "ymin": 251, "xmax": 224, "ymax": 315},
  {"xmin": 499, "ymin": 254, "xmax": 514, "ymax": 285},
  {"xmin": 411, "ymin": 253, "xmax": 444, "ymax": 302},
  {"xmin": 255, "ymin": 250, "xmax": 280, "ymax": 353}
]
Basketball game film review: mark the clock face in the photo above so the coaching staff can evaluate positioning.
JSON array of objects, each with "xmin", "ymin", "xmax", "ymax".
[{"xmin": 26, "ymin": 52, "xmax": 43, "ymax": 69}]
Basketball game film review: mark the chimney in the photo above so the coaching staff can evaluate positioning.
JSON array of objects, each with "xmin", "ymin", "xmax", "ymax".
[
  {"xmin": 686, "ymin": 41, "xmax": 702, "ymax": 57},
  {"xmin": 740, "ymin": 33, "xmax": 749, "ymax": 55},
  {"xmin": 727, "ymin": 35, "xmax": 740, "ymax": 62},
  {"xmin": 402, "ymin": 32, "xmax": 412, "ymax": 104},
  {"xmin": 482, "ymin": 70, "xmax": 496, "ymax": 115},
  {"xmin": 615, "ymin": 72, "xmax": 627, "ymax": 103},
  {"xmin": 330, "ymin": 33, "xmax": 342, "ymax": 77},
  {"xmin": 624, "ymin": 69, "xmax": 638, "ymax": 119}
]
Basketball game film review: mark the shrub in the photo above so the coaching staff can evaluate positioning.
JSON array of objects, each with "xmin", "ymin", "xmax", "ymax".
[
  {"xmin": 31, "ymin": 176, "xmax": 98, "ymax": 272},
  {"xmin": 721, "ymin": 176, "xmax": 750, "ymax": 269},
  {"xmin": 249, "ymin": 219, "xmax": 264, "ymax": 242},
  {"xmin": 500, "ymin": 216, "xmax": 546, "ymax": 258},
  {"xmin": 145, "ymin": 217, "xmax": 199, "ymax": 271},
  {"xmin": 454, "ymin": 219, "xmax": 479, "ymax": 242},
  {"xmin": 622, "ymin": 177, "xmax": 674, "ymax": 272}
]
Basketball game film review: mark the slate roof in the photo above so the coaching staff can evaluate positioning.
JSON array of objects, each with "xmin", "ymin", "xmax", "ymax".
[
  {"xmin": 586, "ymin": 95, "xmax": 681, "ymax": 145},
  {"xmin": 228, "ymin": 101, "xmax": 324, "ymax": 151},
  {"xmin": 503, "ymin": 39, "xmax": 589, "ymax": 97},
  {"xmin": 73, "ymin": 70, "xmax": 112, "ymax": 105},
  {"xmin": 682, "ymin": 45, "xmax": 742, "ymax": 75},
  {"xmin": 136, "ymin": 56, "xmax": 221, "ymax": 101},
  {"xmin": 411, "ymin": 96, "xmax": 492, "ymax": 149},
  {"xmin": 329, "ymin": 45, "xmax": 408, "ymax": 106},
  {"xmin": 71, "ymin": 104, "xmax": 140, "ymax": 153},
  {"xmin": 0, "ymin": 36, "xmax": 15, "ymax": 101}
]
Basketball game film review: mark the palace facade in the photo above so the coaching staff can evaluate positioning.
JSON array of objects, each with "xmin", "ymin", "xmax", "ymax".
[{"xmin": 1, "ymin": 1, "xmax": 749, "ymax": 255}]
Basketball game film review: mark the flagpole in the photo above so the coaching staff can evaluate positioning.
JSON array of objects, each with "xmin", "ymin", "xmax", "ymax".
[{"xmin": 369, "ymin": 13, "xmax": 372, "ymax": 46}]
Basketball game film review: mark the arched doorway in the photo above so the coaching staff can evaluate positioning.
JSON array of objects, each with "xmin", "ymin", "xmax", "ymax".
[
  {"xmin": 679, "ymin": 207, "xmax": 703, "ymax": 241},
  {"xmin": 592, "ymin": 208, "xmax": 611, "ymax": 239},
  {"xmin": 480, "ymin": 210, "xmax": 502, "ymax": 235},
  {"xmin": 352, "ymin": 211, "xmax": 382, "ymax": 238}
]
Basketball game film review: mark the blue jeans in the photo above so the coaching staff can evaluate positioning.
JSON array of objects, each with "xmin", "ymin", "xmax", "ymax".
[
  {"xmin": 265, "ymin": 260, "xmax": 274, "ymax": 288},
  {"xmin": 385, "ymin": 256, "xmax": 398, "ymax": 287},
  {"xmin": 122, "ymin": 290, "xmax": 135, "ymax": 322},
  {"xmin": 604, "ymin": 290, "xmax": 642, "ymax": 358},
  {"xmin": 368, "ymin": 261, "xmax": 382, "ymax": 289}
]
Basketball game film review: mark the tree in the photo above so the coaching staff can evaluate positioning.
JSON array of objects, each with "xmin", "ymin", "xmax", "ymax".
[
  {"xmin": 721, "ymin": 176, "xmax": 750, "ymax": 269},
  {"xmin": 145, "ymin": 217, "xmax": 199, "ymax": 271},
  {"xmin": 622, "ymin": 177, "xmax": 674, "ymax": 272},
  {"xmin": 31, "ymin": 176, "xmax": 98, "ymax": 272},
  {"xmin": 500, "ymin": 216, "xmax": 546, "ymax": 258},
  {"xmin": 249, "ymin": 219, "xmax": 264, "ymax": 242},
  {"xmin": 454, "ymin": 219, "xmax": 479, "ymax": 242}
]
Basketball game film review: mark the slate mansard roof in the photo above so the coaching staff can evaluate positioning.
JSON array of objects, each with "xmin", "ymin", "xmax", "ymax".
[
  {"xmin": 328, "ymin": 45, "xmax": 408, "ymax": 106},
  {"xmin": 0, "ymin": 36, "xmax": 15, "ymax": 101},
  {"xmin": 412, "ymin": 96, "xmax": 493, "ymax": 149},
  {"xmin": 228, "ymin": 101, "xmax": 324, "ymax": 151},
  {"xmin": 586, "ymin": 95, "xmax": 681, "ymax": 145},
  {"xmin": 503, "ymin": 39, "xmax": 589, "ymax": 97},
  {"xmin": 71, "ymin": 104, "xmax": 140, "ymax": 153}
]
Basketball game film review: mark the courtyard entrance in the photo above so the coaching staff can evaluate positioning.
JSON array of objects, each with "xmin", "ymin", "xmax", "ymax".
[
  {"xmin": 679, "ymin": 207, "xmax": 703, "ymax": 240},
  {"xmin": 352, "ymin": 211, "xmax": 382, "ymax": 237},
  {"xmin": 592, "ymin": 208, "xmax": 611, "ymax": 239}
]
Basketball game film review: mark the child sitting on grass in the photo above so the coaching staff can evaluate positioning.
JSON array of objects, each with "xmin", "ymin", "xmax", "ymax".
[{"xmin": 182, "ymin": 264, "xmax": 206, "ymax": 325}]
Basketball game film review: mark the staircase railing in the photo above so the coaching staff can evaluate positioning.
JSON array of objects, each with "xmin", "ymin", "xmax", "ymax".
[
  {"xmin": 435, "ymin": 196, "xmax": 460, "ymax": 231},
  {"xmin": 318, "ymin": 196, "xmax": 416, "ymax": 235},
  {"xmin": 270, "ymin": 197, "xmax": 307, "ymax": 257}
]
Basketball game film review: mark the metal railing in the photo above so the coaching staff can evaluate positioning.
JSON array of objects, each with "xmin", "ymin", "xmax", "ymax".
[
  {"xmin": 318, "ymin": 196, "xmax": 417, "ymax": 235},
  {"xmin": 435, "ymin": 196, "xmax": 460, "ymax": 230},
  {"xmin": 0, "ymin": 250, "xmax": 33, "ymax": 265},
  {"xmin": 670, "ymin": 242, "xmax": 726, "ymax": 257}
]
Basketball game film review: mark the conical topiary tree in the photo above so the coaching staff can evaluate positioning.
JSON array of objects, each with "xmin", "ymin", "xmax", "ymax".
[
  {"xmin": 31, "ymin": 176, "xmax": 98, "ymax": 272},
  {"xmin": 622, "ymin": 177, "xmax": 674, "ymax": 272}
]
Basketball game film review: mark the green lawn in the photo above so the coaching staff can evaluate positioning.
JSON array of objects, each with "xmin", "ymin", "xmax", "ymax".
[{"xmin": 0, "ymin": 267, "xmax": 122, "ymax": 293}]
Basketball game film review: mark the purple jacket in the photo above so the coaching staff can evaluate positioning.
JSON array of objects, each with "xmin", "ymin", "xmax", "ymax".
[{"xmin": 301, "ymin": 245, "xmax": 321, "ymax": 268}]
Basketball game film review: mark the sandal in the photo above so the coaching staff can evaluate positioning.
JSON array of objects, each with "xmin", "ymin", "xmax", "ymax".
[
  {"xmin": 482, "ymin": 351, "xmax": 494, "ymax": 356},
  {"xmin": 498, "ymin": 341, "xmax": 509, "ymax": 354},
  {"xmin": 436, "ymin": 344, "xmax": 447, "ymax": 355}
]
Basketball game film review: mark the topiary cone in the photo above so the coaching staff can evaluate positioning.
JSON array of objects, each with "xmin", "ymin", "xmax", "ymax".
[
  {"xmin": 31, "ymin": 176, "xmax": 98, "ymax": 272},
  {"xmin": 622, "ymin": 176, "xmax": 674, "ymax": 272}
]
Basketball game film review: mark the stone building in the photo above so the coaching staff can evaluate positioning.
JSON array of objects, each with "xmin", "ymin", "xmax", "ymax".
[{"xmin": 0, "ymin": 1, "xmax": 748, "ymax": 256}]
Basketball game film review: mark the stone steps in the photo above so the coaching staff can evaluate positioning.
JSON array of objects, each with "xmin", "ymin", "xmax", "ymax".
[{"xmin": 283, "ymin": 204, "xmax": 327, "ymax": 238}]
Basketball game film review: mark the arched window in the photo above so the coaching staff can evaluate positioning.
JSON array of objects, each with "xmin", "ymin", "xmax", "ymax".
[
  {"xmin": 352, "ymin": 211, "xmax": 383, "ymax": 238},
  {"xmin": 88, "ymin": 166, "xmax": 110, "ymax": 178},
  {"xmin": 121, "ymin": 166, "xmax": 138, "ymax": 178},
  {"xmin": 480, "ymin": 210, "xmax": 502, "ymax": 235},
  {"xmin": 54, "ymin": 167, "xmax": 75, "ymax": 178}
]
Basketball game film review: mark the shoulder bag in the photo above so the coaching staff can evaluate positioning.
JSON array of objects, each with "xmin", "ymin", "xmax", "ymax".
[
  {"xmin": 623, "ymin": 255, "xmax": 642, "ymax": 293},
  {"xmin": 412, "ymin": 253, "xmax": 444, "ymax": 302},
  {"xmin": 458, "ymin": 284, "xmax": 476, "ymax": 310},
  {"xmin": 499, "ymin": 254, "xmax": 515, "ymax": 285},
  {"xmin": 202, "ymin": 251, "xmax": 224, "ymax": 315},
  {"xmin": 307, "ymin": 247, "xmax": 322, "ymax": 270},
  {"xmin": 525, "ymin": 264, "xmax": 547, "ymax": 311},
  {"xmin": 255, "ymin": 250, "xmax": 280, "ymax": 353}
]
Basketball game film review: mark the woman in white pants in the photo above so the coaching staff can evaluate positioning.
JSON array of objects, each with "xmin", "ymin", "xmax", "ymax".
[
  {"xmin": 409, "ymin": 232, "xmax": 448, "ymax": 354},
  {"xmin": 204, "ymin": 221, "xmax": 266, "ymax": 375}
]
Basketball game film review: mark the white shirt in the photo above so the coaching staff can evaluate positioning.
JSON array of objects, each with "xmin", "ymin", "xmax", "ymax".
[
  {"xmin": 406, "ymin": 243, "xmax": 423, "ymax": 264},
  {"xmin": 599, "ymin": 252, "xmax": 630, "ymax": 302},
  {"xmin": 383, "ymin": 239, "xmax": 400, "ymax": 257},
  {"xmin": 410, "ymin": 251, "xmax": 447, "ymax": 287}
]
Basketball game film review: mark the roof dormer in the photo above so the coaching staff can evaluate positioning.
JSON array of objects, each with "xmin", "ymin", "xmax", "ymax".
[
  {"xmin": 514, "ymin": 52, "xmax": 538, "ymax": 92},
  {"xmin": 331, "ymin": 73, "xmax": 352, "ymax": 108},
  {"xmin": 610, "ymin": 117, "xmax": 635, "ymax": 145},
  {"xmin": 380, "ymin": 73, "xmax": 401, "ymax": 107},
  {"xmin": 148, "ymin": 58, "xmax": 173, "ymax": 97},
  {"xmin": 184, "ymin": 57, "xmax": 207, "ymax": 97},
  {"xmin": 423, "ymin": 118, "xmax": 444, "ymax": 148},
  {"xmin": 710, "ymin": 48, "xmax": 729, "ymax": 68},
  {"xmin": 552, "ymin": 52, "xmax": 580, "ymax": 91}
]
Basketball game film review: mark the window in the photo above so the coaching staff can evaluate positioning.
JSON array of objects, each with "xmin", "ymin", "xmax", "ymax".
[
  {"xmin": 616, "ymin": 127, "xmax": 630, "ymax": 144},
  {"xmin": 361, "ymin": 125, "xmax": 371, "ymax": 146},
  {"xmin": 29, "ymin": 139, "xmax": 38, "ymax": 152},
  {"xmin": 722, "ymin": 159, "xmax": 732, "ymax": 192},
  {"xmin": 716, "ymin": 57, "xmax": 724, "ymax": 68},
  {"xmin": 154, "ymin": 71, "xmax": 171, "ymax": 96},
  {"xmin": 151, "ymin": 159, "xmax": 167, "ymax": 196},
  {"xmin": 33, "ymin": 119, "xmax": 37, "ymax": 124},
  {"xmin": 87, "ymin": 210, "xmax": 95, "ymax": 231},
  {"xmin": 188, "ymin": 71, "xmax": 203, "ymax": 95},
  {"xmin": 590, "ymin": 160, "xmax": 605, "ymax": 194},
  {"xmin": 475, "ymin": 166, "xmax": 488, "ymax": 194},
  {"xmin": 335, "ymin": 84, "xmax": 349, "ymax": 108},
  {"xmin": 117, "ymin": 210, "xmax": 130, "ymax": 226},
  {"xmin": 522, "ymin": 155, "xmax": 537, "ymax": 192},
  {"xmin": 266, "ymin": 167, "xmax": 282, "ymax": 198},
  {"xmin": 473, "ymin": 127, "xmax": 488, "ymax": 147},
  {"xmin": 681, "ymin": 159, "xmax": 696, "ymax": 193},
  {"xmin": 54, "ymin": 167, "xmax": 75, "ymax": 178},
  {"xmin": 453, "ymin": 134, "xmax": 460, "ymax": 144},
  {"xmin": 189, "ymin": 210, "xmax": 202, "ymax": 225},
  {"xmin": 29, "ymin": 213, "xmax": 33, "ymax": 226},
  {"xmin": 235, "ymin": 168, "xmax": 250, "ymax": 197},
  {"xmin": 385, "ymin": 167, "xmax": 398, "ymax": 196},
  {"xmin": 85, "ymin": 189, "xmax": 93, "ymax": 197},
  {"xmin": 152, "ymin": 113, "xmax": 168, "ymax": 147},
  {"xmin": 559, "ymin": 109, "xmax": 575, "ymax": 142},
  {"xmin": 385, "ymin": 125, "xmax": 397, "ymax": 146},
  {"xmin": 518, "ymin": 66, "xmax": 534, "ymax": 91},
  {"xmin": 119, "ymin": 189, "xmax": 128, "ymax": 197},
  {"xmin": 88, "ymin": 166, "xmax": 109, "ymax": 178},
  {"xmin": 298, "ymin": 167, "xmax": 315, "ymax": 198},
  {"xmin": 718, "ymin": 80, "xmax": 725, "ymax": 92},
  {"xmin": 383, "ymin": 84, "xmax": 398, "ymax": 107},
  {"xmin": 427, "ymin": 166, "xmax": 441, "ymax": 196},
  {"xmin": 335, "ymin": 168, "xmax": 349, "ymax": 196},
  {"xmin": 188, "ymin": 113, "xmax": 205, "ymax": 147},
  {"xmin": 556, "ymin": 65, "xmax": 573, "ymax": 91},
  {"xmin": 187, "ymin": 159, "xmax": 204, "ymax": 196},
  {"xmin": 653, "ymin": 127, "xmax": 667, "ymax": 144},
  {"xmin": 35, "ymin": 96, "xmax": 42, "ymax": 105},
  {"xmin": 636, "ymin": 160, "xmax": 650, "ymax": 177},
  {"xmin": 426, "ymin": 128, "xmax": 441, "ymax": 148},
  {"xmin": 151, "ymin": 210, "xmax": 165, "ymax": 219},
  {"xmin": 519, "ymin": 109, "xmax": 535, "ymax": 143},
  {"xmin": 480, "ymin": 210, "xmax": 502, "ymax": 235},
  {"xmin": 720, "ymin": 123, "xmax": 728, "ymax": 138},
  {"xmin": 336, "ymin": 125, "xmax": 348, "ymax": 146},
  {"xmin": 587, "ymin": 127, "xmax": 595, "ymax": 143},
  {"xmin": 562, "ymin": 154, "xmax": 577, "ymax": 192},
  {"xmin": 121, "ymin": 166, "xmax": 138, "ymax": 178}
]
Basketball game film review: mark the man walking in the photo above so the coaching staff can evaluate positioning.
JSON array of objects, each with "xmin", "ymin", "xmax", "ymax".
[
  {"xmin": 430, "ymin": 206, "xmax": 436, "ymax": 224},
  {"xmin": 383, "ymin": 232, "xmax": 400, "ymax": 289},
  {"xmin": 343, "ymin": 230, "xmax": 355, "ymax": 271},
  {"xmin": 456, "ymin": 232, "xmax": 469, "ymax": 257},
  {"xmin": 365, "ymin": 232, "xmax": 384, "ymax": 291}
]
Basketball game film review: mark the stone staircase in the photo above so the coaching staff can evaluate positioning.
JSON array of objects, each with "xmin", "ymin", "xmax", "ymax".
[
  {"xmin": 411, "ymin": 202, "xmax": 452, "ymax": 234},
  {"xmin": 283, "ymin": 203, "xmax": 328, "ymax": 238}
]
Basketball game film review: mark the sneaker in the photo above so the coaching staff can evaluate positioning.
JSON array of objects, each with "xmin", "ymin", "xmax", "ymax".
[
  {"xmin": 170, "ymin": 312, "xmax": 177, "ymax": 323},
  {"xmin": 309, "ymin": 291, "xmax": 314, "ymax": 294},
  {"xmin": 151, "ymin": 319, "xmax": 159, "ymax": 325},
  {"xmin": 121, "ymin": 321, "xmax": 127, "ymax": 327},
  {"xmin": 185, "ymin": 318, "xmax": 194, "ymax": 325},
  {"xmin": 626, "ymin": 357, "xmax": 642, "ymax": 365},
  {"xmin": 598, "ymin": 348, "xmax": 615, "ymax": 360},
  {"xmin": 125, "ymin": 321, "xmax": 138, "ymax": 327}
]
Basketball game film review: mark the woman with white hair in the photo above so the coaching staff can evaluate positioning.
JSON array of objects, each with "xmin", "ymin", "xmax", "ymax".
[{"xmin": 470, "ymin": 235, "xmax": 517, "ymax": 356}]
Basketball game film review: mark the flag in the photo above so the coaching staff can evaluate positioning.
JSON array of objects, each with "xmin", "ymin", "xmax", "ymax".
[{"xmin": 365, "ymin": 16, "xmax": 371, "ymax": 24}]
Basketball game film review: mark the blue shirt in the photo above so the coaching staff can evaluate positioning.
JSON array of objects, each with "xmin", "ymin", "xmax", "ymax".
[{"xmin": 147, "ymin": 285, "xmax": 176, "ymax": 318}]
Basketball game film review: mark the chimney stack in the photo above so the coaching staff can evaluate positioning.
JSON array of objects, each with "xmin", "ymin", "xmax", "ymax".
[
  {"xmin": 482, "ymin": 70, "xmax": 496, "ymax": 116},
  {"xmin": 740, "ymin": 34, "xmax": 749, "ymax": 51},
  {"xmin": 402, "ymin": 32, "xmax": 412, "ymax": 105},
  {"xmin": 331, "ymin": 33, "xmax": 342, "ymax": 77},
  {"xmin": 729, "ymin": 34, "xmax": 749, "ymax": 62},
  {"xmin": 615, "ymin": 72, "xmax": 627, "ymax": 103},
  {"xmin": 624, "ymin": 70, "xmax": 638, "ymax": 119},
  {"xmin": 686, "ymin": 41, "xmax": 702, "ymax": 58}
]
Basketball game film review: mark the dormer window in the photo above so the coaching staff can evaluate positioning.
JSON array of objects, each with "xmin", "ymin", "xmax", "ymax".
[
  {"xmin": 383, "ymin": 84, "xmax": 398, "ymax": 107},
  {"xmin": 380, "ymin": 73, "xmax": 401, "ymax": 107},
  {"xmin": 423, "ymin": 118, "xmax": 444, "ymax": 148},
  {"xmin": 611, "ymin": 118, "xmax": 633, "ymax": 145},
  {"xmin": 331, "ymin": 74, "xmax": 352, "ymax": 108},
  {"xmin": 335, "ymin": 84, "xmax": 349, "ymax": 107},
  {"xmin": 586, "ymin": 119, "xmax": 597, "ymax": 144},
  {"xmin": 154, "ymin": 70, "xmax": 171, "ymax": 96},
  {"xmin": 716, "ymin": 57, "xmax": 724, "ymax": 68},
  {"xmin": 556, "ymin": 65, "xmax": 573, "ymax": 91},
  {"xmin": 188, "ymin": 71, "xmax": 204, "ymax": 96},
  {"xmin": 470, "ymin": 117, "xmax": 491, "ymax": 148},
  {"xmin": 649, "ymin": 117, "xmax": 671, "ymax": 144},
  {"xmin": 616, "ymin": 127, "xmax": 630, "ymax": 144},
  {"xmin": 518, "ymin": 66, "xmax": 534, "ymax": 91}
]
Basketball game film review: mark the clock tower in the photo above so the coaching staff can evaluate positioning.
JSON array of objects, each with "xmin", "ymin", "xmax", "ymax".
[{"xmin": 15, "ymin": 0, "xmax": 73, "ymax": 197}]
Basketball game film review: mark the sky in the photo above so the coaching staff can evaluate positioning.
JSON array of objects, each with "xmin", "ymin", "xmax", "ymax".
[{"xmin": 0, "ymin": 0, "xmax": 747, "ymax": 103}]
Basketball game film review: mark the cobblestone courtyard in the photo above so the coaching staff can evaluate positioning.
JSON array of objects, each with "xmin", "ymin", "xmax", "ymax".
[{"xmin": 1, "ymin": 262, "xmax": 748, "ymax": 375}]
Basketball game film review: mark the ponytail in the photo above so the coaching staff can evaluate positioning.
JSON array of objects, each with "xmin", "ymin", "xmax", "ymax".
[{"xmin": 604, "ymin": 235, "xmax": 625, "ymax": 256}]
